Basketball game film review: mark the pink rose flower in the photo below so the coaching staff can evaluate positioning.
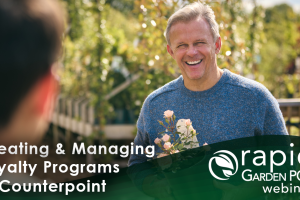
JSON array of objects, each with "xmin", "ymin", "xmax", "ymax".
[
  {"xmin": 185, "ymin": 119, "xmax": 192, "ymax": 126},
  {"xmin": 162, "ymin": 134, "xmax": 170, "ymax": 142},
  {"xmin": 203, "ymin": 142, "xmax": 211, "ymax": 151},
  {"xmin": 164, "ymin": 142, "xmax": 172, "ymax": 150},
  {"xmin": 157, "ymin": 153, "xmax": 169, "ymax": 158},
  {"xmin": 164, "ymin": 110, "xmax": 174, "ymax": 118},
  {"xmin": 154, "ymin": 138, "xmax": 161, "ymax": 144},
  {"xmin": 171, "ymin": 150, "xmax": 179, "ymax": 154}
]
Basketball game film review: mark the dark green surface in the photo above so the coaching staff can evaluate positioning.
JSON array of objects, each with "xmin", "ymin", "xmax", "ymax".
[{"xmin": 1, "ymin": 135, "xmax": 300, "ymax": 200}]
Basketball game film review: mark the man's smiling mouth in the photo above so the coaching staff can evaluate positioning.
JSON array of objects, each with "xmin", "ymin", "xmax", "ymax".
[{"xmin": 185, "ymin": 59, "xmax": 203, "ymax": 66}]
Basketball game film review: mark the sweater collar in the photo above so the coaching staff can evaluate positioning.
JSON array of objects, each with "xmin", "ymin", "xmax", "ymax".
[{"xmin": 178, "ymin": 69, "xmax": 229, "ymax": 98}]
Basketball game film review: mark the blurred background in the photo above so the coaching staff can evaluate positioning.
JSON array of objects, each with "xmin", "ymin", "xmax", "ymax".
[{"xmin": 31, "ymin": 0, "xmax": 300, "ymax": 182}]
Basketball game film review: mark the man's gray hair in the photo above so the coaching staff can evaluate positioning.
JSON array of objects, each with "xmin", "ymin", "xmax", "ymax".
[{"xmin": 165, "ymin": 2, "xmax": 220, "ymax": 45}]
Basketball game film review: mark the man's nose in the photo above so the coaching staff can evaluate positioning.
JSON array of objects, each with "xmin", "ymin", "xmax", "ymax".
[{"xmin": 186, "ymin": 46, "xmax": 198, "ymax": 57}]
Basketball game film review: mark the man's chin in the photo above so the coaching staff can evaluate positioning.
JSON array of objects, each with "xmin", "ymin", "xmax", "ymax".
[
  {"xmin": 186, "ymin": 73, "xmax": 204, "ymax": 80},
  {"xmin": 180, "ymin": 69, "xmax": 205, "ymax": 81}
]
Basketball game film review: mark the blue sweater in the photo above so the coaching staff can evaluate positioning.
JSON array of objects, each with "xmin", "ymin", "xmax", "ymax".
[{"xmin": 128, "ymin": 69, "xmax": 287, "ymax": 186}]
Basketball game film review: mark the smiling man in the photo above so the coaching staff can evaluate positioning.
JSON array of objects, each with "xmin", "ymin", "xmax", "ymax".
[
  {"xmin": 128, "ymin": 2, "xmax": 287, "ymax": 199},
  {"xmin": 166, "ymin": 15, "xmax": 222, "ymax": 92}
]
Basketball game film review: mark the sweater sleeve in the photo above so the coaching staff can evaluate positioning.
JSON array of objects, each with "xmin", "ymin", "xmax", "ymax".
[
  {"xmin": 256, "ymin": 88, "xmax": 288, "ymax": 135},
  {"xmin": 127, "ymin": 97, "xmax": 157, "ymax": 191}
]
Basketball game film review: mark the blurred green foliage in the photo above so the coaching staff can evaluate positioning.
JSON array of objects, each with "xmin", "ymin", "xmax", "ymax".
[
  {"xmin": 59, "ymin": 0, "xmax": 300, "ymax": 136},
  {"xmin": 259, "ymin": 4, "xmax": 300, "ymax": 98}
]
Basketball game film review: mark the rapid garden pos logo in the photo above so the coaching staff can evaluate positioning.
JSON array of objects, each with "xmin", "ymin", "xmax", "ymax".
[{"xmin": 209, "ymin": 150, "xmax": 238, "ymax": 180}]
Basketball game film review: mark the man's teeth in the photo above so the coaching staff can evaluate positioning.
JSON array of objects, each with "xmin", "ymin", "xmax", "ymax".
[{"xmin": 186, "ymin": 60, "xmax": 202, "ymax": 65}]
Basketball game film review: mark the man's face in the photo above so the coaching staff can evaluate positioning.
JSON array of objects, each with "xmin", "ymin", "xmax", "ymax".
[{"xmin": 167, "ymin": 17, "xmax": 221, "ymax": 82}]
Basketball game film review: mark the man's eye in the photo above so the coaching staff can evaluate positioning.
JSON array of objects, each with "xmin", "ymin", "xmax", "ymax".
[{"xmin": 177, "ymin": 44, "xmax": 186, "ymax": 48}]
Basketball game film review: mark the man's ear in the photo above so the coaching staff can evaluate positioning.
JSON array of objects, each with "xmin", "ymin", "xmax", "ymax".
[
  {"xmin": 33, "ymin": 70, "xmax": 58, "ymax": 121},
  {"xmin": 167, "ymin": 44, "xmax": 175, "ymax": 59},
  {"xmin": 215, "ymin": 36, "xmax": 222, "ymax": 54}
]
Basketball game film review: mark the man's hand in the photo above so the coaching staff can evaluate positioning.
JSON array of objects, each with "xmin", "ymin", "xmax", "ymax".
[{"xmin": 143, "ymin": 175, "xmax": 176, "ymax": 200}]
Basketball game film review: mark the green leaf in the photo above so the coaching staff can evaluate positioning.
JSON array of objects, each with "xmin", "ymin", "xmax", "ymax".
[
  {"xmin": 157, "ymin": 131, "xmax": 165, "ymax": 135},
  {"xmin": 158, "ymin": 120, "xmax": 164, "ymax": 126},
  {"xmin": 165, "ymin": 118, "xmax": 169, "ymax": 124},
  {"xmin": 178, "ymin": 144, "xmax": 184, "ymax": 150}
]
